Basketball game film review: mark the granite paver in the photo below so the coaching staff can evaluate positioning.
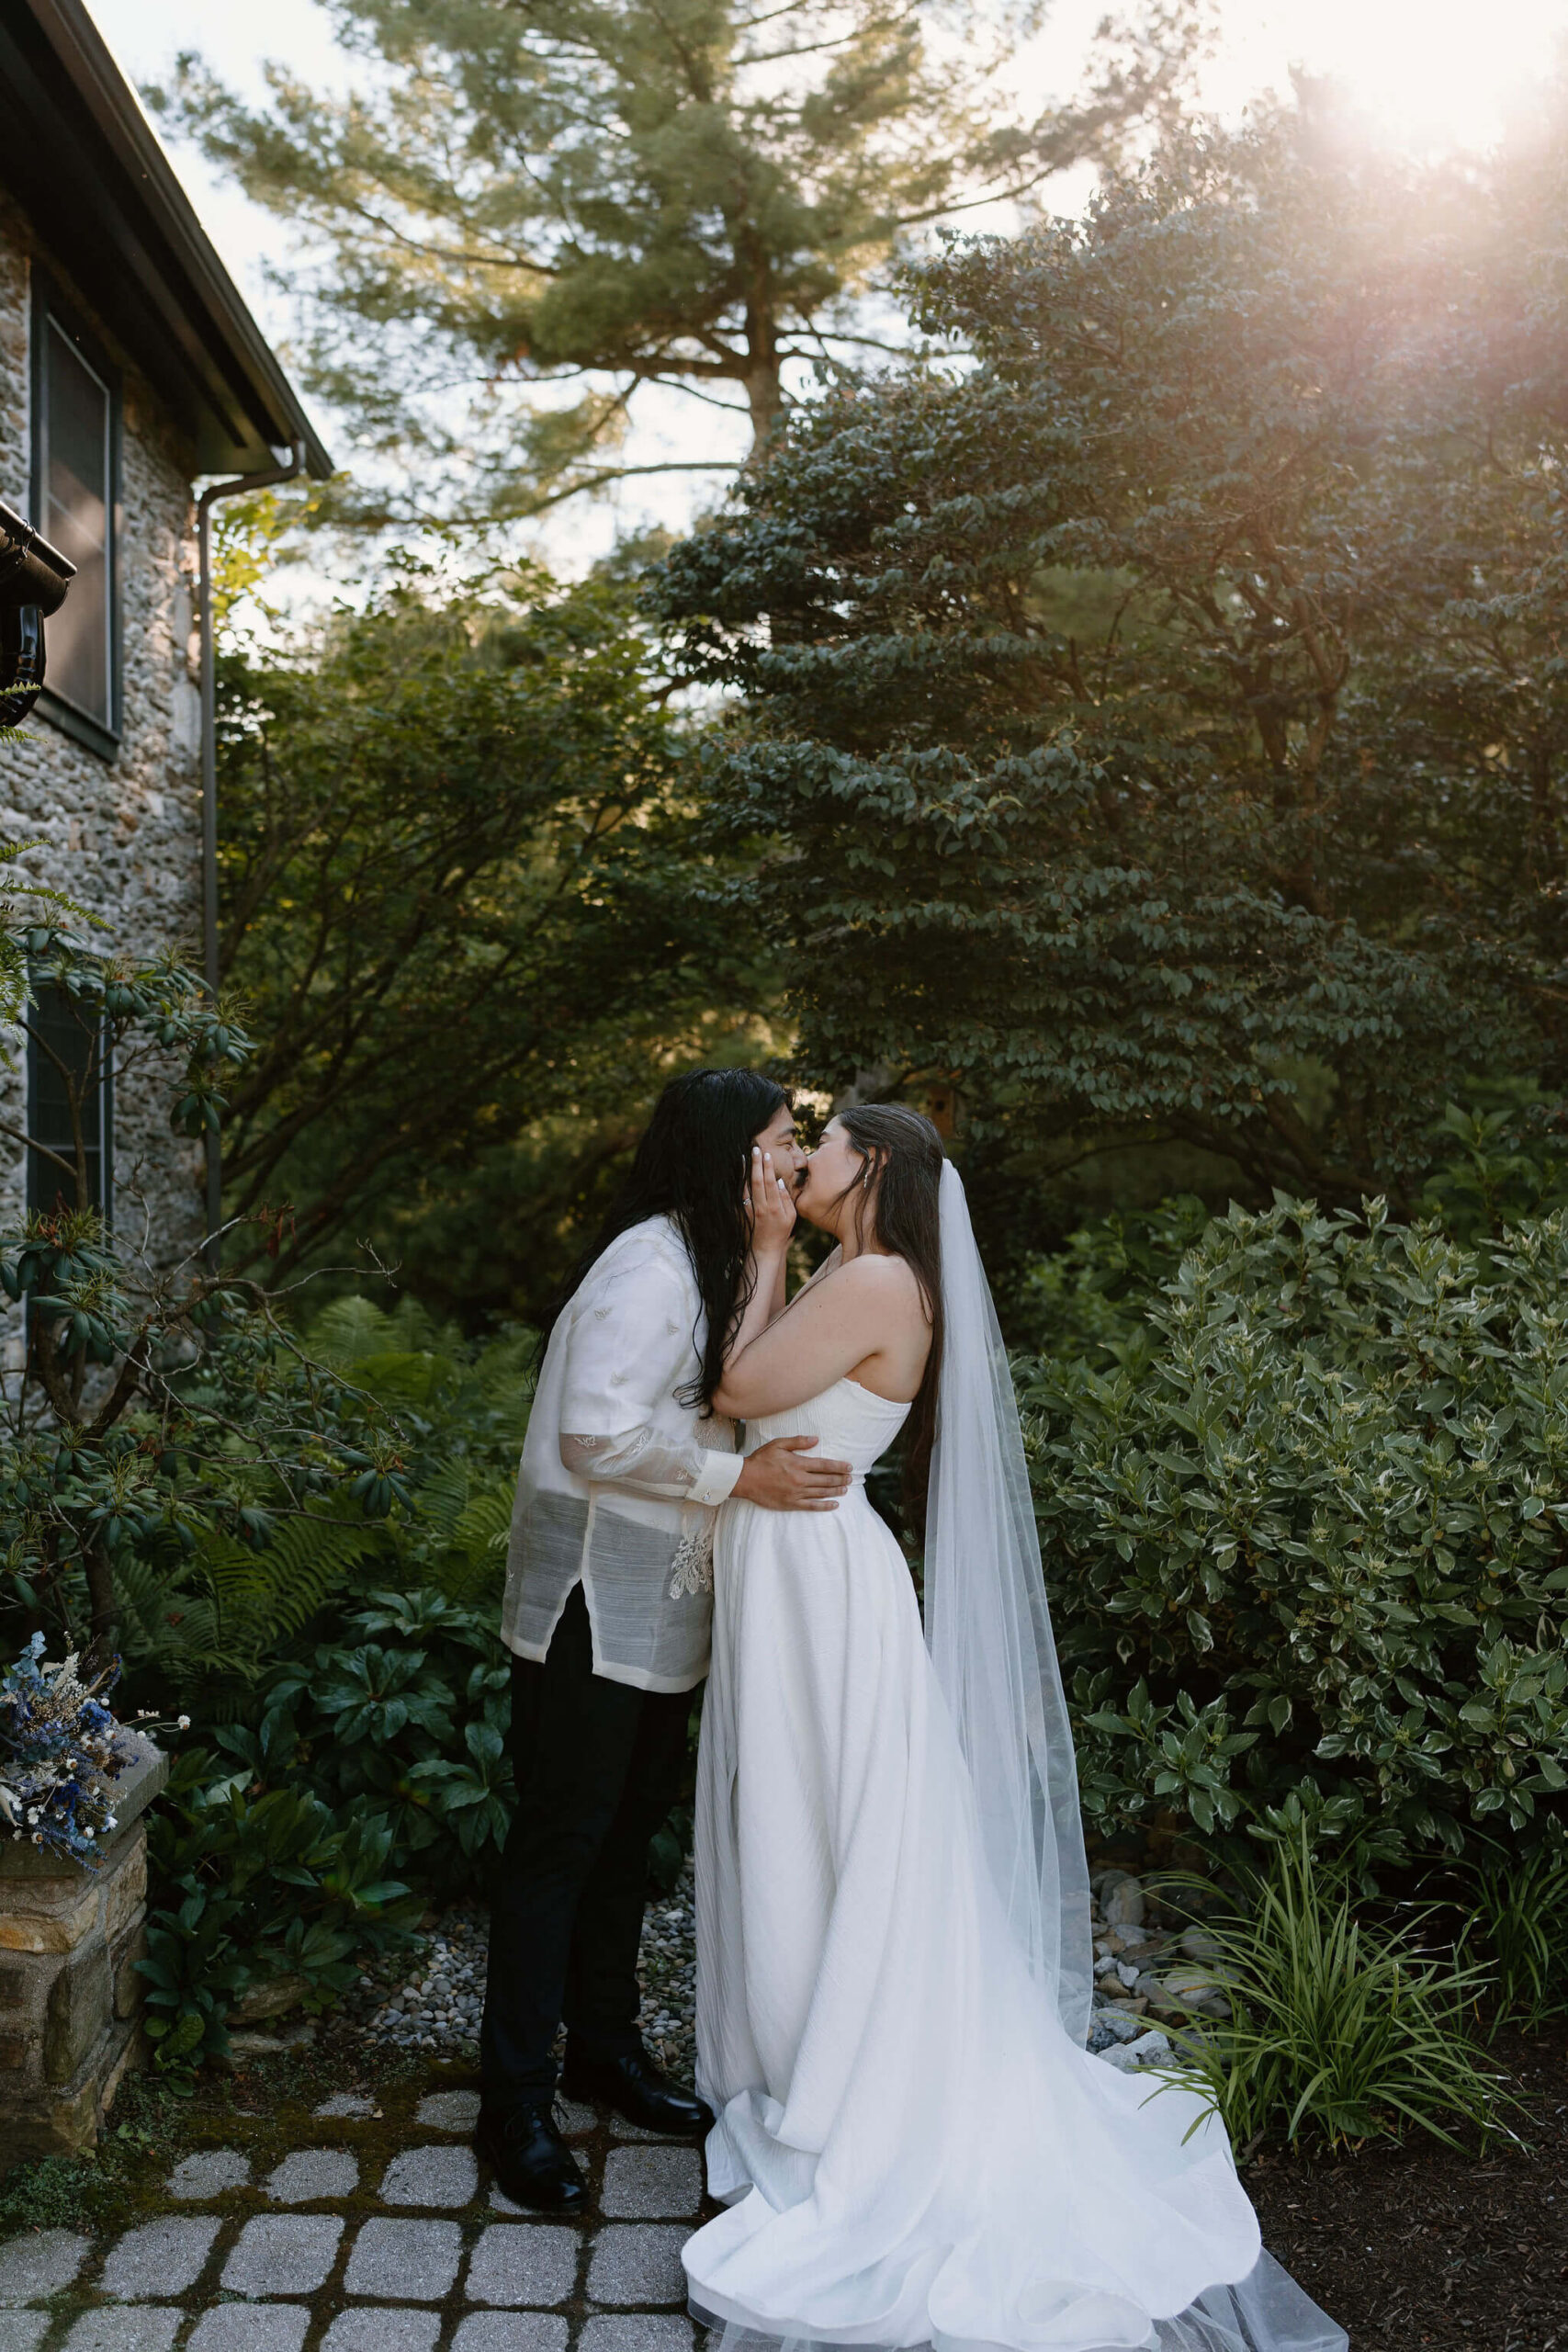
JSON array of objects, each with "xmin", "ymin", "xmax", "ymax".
[
  {"xmin": 464, "ymin": 2222, "xmax": 578, "ymax": 2306},
  {"xmin": 62, "ymin": 2312, "xmax": 184, "ymax": 2352},
  {"xmin": 580, "ymin": 2320, "xmax": 694, "ymax": 2352},
  {"xmin": 167, "ymin": 2149, "xmax": 252, "ymax": 2199},
  {"xmin": 265, "ymin": 2147, "xmax": 361, "ymax": 2202},
  {"xmin": 601, "ymin": 2147, "xmax": 704, "ymax": 2221},
  {"xmin": 586, "ymin": 2225, "xmax": 691, "ymax": 2308},
  {"xmin": 100, "ymin": 2218, "xmax": 221, "ymax": 2302},
  {"xmin": 186, "ymin": 2310, "xmax": 311, "ymax": 2352},
  {"xmin": 3, "ymin": 2319, "xmax": 47, "ymax": 2352},
  {"xmin": 451, "ymin": 2318, "xmax": 570, "ymax": 2352},
  {"xmin": 314, "ymin": 2092, "xmax": 376, "ymax": 2120},
  {"xmin": 321, "ymin": 2310, "xmax": 442, "ymax": 2352},
  {"xmin": 343, "ymin": 2218, "xmax": 464, "ymax": 2301},
  {"xmin": 0, "ymin": 2228, "xmax": 88, "ymax": 2304},
  {"xmin": 413, "ymin": 2089, "xmax": 480, "ymax": 2132},
  {"xmin": 380, "ymin": 2143, "xmax": 479, "ymax": 2207},
  {"xmin": 220, "ymin": 2214, "xmax": 345, "ymax": 2298}
]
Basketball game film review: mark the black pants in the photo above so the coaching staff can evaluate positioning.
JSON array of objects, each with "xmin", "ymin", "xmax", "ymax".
[{"xmin": 479, "ymin": 1580, "xmax": 695, "ymax": 2111}]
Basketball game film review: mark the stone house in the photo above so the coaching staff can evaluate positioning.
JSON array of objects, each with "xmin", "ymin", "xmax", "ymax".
[
  {"xmin": 0, "ymin": 0, "xmax": 329, "ymax": 1271},
  {"xmin": 0, "ymin": 0, "xmax": 328, "ymax": 2161}
]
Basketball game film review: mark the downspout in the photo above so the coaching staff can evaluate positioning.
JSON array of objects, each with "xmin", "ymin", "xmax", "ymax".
[{"xmin": 197, "ymin": 439, "xmax": 306, "ymax": 1272}]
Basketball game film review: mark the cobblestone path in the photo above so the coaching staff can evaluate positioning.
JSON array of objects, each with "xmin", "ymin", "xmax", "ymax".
[{"xmin": 0, "ymin": 2081, "xmax": 712, "ymax": 2352}]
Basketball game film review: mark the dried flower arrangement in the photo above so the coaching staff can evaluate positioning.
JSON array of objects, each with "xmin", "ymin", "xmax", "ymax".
[{"xmin": 0, "ymin": 1634, "xmax": 152, "ymax": 1866}]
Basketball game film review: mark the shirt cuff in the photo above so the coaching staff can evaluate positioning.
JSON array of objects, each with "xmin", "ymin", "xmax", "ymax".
[{"xmin": 688, "ymin": 1448, "xmax": 746, "ymax": 1508}]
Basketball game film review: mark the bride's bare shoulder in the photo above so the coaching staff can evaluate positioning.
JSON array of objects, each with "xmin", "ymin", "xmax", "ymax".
[{"xmin": 821, "ymin": 1251, "xmax": 929, "ymax": 1318}]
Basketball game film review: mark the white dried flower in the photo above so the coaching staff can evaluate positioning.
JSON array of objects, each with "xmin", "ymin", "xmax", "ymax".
[{"xmin": 177, "ymin": 1714, "xmax": 190, "ymax": 1730}]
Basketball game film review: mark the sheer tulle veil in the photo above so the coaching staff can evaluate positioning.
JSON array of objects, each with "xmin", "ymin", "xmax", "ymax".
[{"xmin": 924, "ymin": 1160, "xmax": 1095, "ymax": 2041}]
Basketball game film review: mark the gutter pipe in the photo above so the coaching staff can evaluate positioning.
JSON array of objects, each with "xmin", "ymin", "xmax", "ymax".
[{"xmin": 197, "ymin": 439, "xmax": 306, "ymax": 1272}]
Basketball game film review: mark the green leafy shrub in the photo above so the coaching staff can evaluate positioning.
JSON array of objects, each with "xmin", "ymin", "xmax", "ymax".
[
  {"xmin": 260, "ymin": 1586, "xmax": 516, "ymax": 1883},
  {"xmin": 1021, "ymin": 1195, "xmax": 1568, "ymax": 1869},
  {"xmin": 1156, "ymin": 1834, "xmax": 1503, "ymax": 2153},
  {"xmin": 140, "ymin": 1745, "xmax": 422, "ymax": 2078}
]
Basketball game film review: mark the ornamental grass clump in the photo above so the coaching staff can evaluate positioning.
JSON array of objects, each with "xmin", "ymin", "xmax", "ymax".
[
  {"xmin": 1155, "ymin": 1834, "xmax": 1505, "ymax": 2154},
  {"xmin": 1458, "ymin": 1838, "xmax": 1568, "ymax": 2033},
  {"xmin": 0, "ymin": 1633, "xmax": 136, "ymax": 1864}
]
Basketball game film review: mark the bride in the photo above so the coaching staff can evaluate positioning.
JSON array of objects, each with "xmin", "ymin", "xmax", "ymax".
[{"xmin": 682, "ymin": 1103, "xmax": 1347, "ymax": 2352}]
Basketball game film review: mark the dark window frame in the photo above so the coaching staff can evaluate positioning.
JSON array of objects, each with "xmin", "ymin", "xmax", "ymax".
[
  {"xmin": 29, "ymin": 275, "xmax": 123, "ymax": 762},
  {"xmin": 25, "ymin": 979, "xmax": 115, "ymax": 1231}
]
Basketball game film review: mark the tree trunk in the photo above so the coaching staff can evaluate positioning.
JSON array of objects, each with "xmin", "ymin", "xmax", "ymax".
[
  {"xmin": 83, "ymin": 1542, "xmax": 118, "ymax": 1668},
  {"xmin": 742, "ymin": 285, "xmax": 783, "ymax": 455}
]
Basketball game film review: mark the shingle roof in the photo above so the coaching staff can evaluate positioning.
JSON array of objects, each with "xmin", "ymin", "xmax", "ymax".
[{"xmin": 0, "ymin": 0, "xmax": 333, "ymax": 479}]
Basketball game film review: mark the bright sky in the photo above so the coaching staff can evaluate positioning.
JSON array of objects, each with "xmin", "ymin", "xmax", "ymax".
[{"xmin": 85, "ymin": 0, "xmax": 1568, "ymax": 571}]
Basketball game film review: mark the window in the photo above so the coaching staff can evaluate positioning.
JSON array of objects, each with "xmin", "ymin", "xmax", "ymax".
[
  {"xmin": 31, "ymin": 289, "xmax": 119, "ymax": 752},
  {"xmin": 26, "ymin": 983, "xmax": 113, "ymax": 1226}
]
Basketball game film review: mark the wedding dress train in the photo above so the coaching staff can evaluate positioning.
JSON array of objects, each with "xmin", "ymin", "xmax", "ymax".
[{"xmin": 684, "ymin": 1375, "xmax": 1346, "ymax": 2352}]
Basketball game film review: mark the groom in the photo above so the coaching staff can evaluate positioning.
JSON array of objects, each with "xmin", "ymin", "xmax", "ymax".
[{"xmin": 478, "ymin": 1069, "xmax": 852, "ymax": 2211}]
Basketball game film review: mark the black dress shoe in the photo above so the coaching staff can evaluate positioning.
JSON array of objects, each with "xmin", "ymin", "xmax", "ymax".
[
  {"xmin": 560, "ymin": 2045, "xmax": 714, "ymax": 2137},
  {"xmin": 475, "ymin": 2099, "xmax": 588, "ymax": 2211}
]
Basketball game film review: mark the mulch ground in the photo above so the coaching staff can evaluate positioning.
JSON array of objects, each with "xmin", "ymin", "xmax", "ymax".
[{"xmin": 1245, "ymin": 2022, "xmax": 1568, "ymax": 2351}]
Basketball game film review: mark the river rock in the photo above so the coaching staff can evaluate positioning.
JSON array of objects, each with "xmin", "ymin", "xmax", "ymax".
[
  {"xmin": 231, "ymin": 1975, "xmax": 310, "ymax": 2027},
  {"xmin": 1150, "ymin": 1967, "xmax": 1231, "ymax": 2018},
  {"xmin": 1100, "ymin": 1875, "xmax": 1145, "ymax": 1929}
]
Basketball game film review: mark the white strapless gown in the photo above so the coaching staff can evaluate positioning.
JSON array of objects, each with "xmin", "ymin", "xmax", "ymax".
[{"xmin": 684, "ymin": 1377, "xmax": 1346, "ymax": 2352}]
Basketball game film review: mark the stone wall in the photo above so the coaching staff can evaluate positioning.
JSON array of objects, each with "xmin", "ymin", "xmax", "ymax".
[
  {"xmin": 0, "ymin": 189, "xmax": 206, "ymax": 1312},
  {"xmin": 0, "ymin": 1736, "xmax": 167, "ymax": 2165}
]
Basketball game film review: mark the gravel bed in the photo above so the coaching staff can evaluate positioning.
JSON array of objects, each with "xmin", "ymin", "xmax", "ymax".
[
  {"xmin": 344, "ymin": 1862, "xmax": 699, "ymax": 2083},
  {"xmin": 343, "ymin": 1856, "xmax": 1216, "ymax": 2086}
]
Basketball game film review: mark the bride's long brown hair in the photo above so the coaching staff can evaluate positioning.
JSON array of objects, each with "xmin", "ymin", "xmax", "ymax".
[{"xmin": 829, "ymin": 1104, "xmax": 946, "ymax": 1533}]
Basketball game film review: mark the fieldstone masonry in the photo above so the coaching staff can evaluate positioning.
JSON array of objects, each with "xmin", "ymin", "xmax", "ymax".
[
  {"xmin": 0, "ymin": 192, "xmax": 208, "ymax": 1317},
  {"xmin": 0, "ymin": 2072, "xmax": 719, "ymax": 2352},
  {"xmin": 0, "ymin": 1737, "xmax": 167, "ymax": 2162}
]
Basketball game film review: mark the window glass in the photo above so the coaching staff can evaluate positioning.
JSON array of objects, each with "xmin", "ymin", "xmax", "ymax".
[
  {"xmin": 27, "ymin": 982, "xmax": 111, "ymax": 1223},
  {"xmin": 41, "ymin": 321, "xmax": 112, "ymax": 726}
]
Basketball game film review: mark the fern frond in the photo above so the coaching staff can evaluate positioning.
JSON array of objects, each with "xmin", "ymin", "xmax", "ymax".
[
  {"xmin": 197, "ymin": 1511, "xmax": 387, "ymax": 1646},
  {"xmin": 350, "ymin": 1350, "xmax": 457, "ymax": 1410},
  {"xmin": 303, "ymin": 1295, "xmax": 398, "ymax": 1368}
]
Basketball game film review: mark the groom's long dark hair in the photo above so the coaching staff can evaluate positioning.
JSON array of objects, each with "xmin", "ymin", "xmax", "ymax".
[{"xmin": 545, "ymin": 1067, "xmax": 791, "ymax": 1409}]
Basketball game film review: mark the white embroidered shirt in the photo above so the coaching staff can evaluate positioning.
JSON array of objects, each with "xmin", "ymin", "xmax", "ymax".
[{"xmin": 501, "ymin": 1215, "xmax": 744, "ymax": 1692}]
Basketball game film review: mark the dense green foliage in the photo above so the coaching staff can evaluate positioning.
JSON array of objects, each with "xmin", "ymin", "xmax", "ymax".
[
  {"xmin": 155, "ymin": 1, "xmax": 1193, "ymax": 515},
  {"xmin": 0, "ymin": 920, "xmax": 410, "ymax": 1657},
  {"xmin": 1021, "ymin": 1193, "xmax": 1568, "ymax": 1871},
  {"xmin": 130, "ymin": 1297, "xmax": 537, "ymax": 2074},
  {"xmin": 0, "ymin": 879, "xmax": 541, "ymax": 2064},
  {"xmin": 216, "ymin": 560, "xmax": 778, "ymax": 1316},
  {"xmin": 654, "ymin": 96, "xmax": 1568, "ymax": 1225},
  {"xmin": 140, "ymin": 1751, "xmax": 421, "ymax": 2077}
]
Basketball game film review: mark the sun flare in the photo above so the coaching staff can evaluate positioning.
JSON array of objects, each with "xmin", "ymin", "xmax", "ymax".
[{"xmin": 1209, "ymin": 0, "xmax": 1568, "ymax": 152}]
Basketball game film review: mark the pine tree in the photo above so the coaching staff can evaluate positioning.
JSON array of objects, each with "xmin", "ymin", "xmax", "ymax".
[
  {"xmin": 651, "ymin": 94, "xmax": 1568, "ymax": 1223},
  {"xmin": 153, "ymin": 0, "xmax": 1197, "ymax": 517}
]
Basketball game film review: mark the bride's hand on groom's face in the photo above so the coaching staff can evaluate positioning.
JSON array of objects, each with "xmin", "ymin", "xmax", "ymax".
[
  {"xmin": 733, "ymin": 1434, "xmax": 853, "ymax": 1510},
  {"xmin": 747, "ymin": 1146, "xmax": 797, "ymax": 1257}
]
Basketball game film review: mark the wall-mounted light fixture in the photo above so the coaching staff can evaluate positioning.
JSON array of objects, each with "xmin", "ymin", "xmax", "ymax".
[{"xmin": 0, "ymin": 495, "xmax": 76, "ymax": 728}]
